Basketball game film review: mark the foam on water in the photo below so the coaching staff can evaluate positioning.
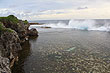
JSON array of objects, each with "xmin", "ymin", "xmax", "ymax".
[
  {"xmin": 29, "ymin": 19, "xmax": 110, "ymax": 32},
  {"xmin": 68, "ymin": 19, "xmax": 110, "ymax": 31}
]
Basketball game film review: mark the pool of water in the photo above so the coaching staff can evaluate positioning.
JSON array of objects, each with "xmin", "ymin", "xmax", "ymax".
[{"xmin": 12, "ymin": 28, "xmax": 110, "ymax": 73}]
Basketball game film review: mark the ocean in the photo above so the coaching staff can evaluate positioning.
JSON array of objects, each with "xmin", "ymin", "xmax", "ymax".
[
  {"xmin": 30, "ymin": 19, "xmax": 110, "ymax": 31},
  {"xmin": 13, "ymin": 19, "xmax": 110, "ymax": 73}
]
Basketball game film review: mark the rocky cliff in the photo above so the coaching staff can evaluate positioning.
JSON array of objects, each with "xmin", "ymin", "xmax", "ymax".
[
  {"xmin": 0, "ymin": 15, "xmax": 38, "ymax": 43},
  {"xmin": 0, "ymin": 15, "xmax": 38, "ymax": 73}
]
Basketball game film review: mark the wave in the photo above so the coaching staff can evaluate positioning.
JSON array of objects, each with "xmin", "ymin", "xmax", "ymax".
[
  {"xmin": 29, "ymin": 19, "xmax": 110, "ymax": 32},
  {"xmin": 68, "ymin": 19, "xmax": 110, "ymax": 31}
]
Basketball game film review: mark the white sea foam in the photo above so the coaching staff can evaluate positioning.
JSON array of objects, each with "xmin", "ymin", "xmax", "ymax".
[
  {"xmin": 29, "ymin": 19, "xmax": 110, "ymax": 32},
  {"xmin": 68, "ymin": 19, "xmax": 110, "ymax": 31}
]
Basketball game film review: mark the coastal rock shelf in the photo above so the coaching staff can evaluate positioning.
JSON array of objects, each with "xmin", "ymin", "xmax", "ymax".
[{"xmin": 0, "ymin": 15, "xmax": 38, "ymax": 73}]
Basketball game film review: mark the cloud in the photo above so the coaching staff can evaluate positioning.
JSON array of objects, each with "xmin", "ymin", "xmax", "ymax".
[
  {"xmin": 1, "ymin": 6, "xmax": 110, "ymax": 20},
  {"xmin": 77, "ymin": 7, "xmax": 88, "ymax": 10},
  {"xmin": 0, "ymin": 0, "xmax": 110, "ymax": 20}
]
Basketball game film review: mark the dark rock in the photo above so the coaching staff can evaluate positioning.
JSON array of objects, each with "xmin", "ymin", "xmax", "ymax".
[
  {"xmin": 0, "ymin": 15, "xmax": 30, "ymax": 43},
  {"xmin": 0, "ymin": 30, "xmax": 22, "ymax": 58},
  {"xmin": 0, "ymin": 15, "xmax": 37, "ymax": 73},
  {"xmin": 28, "ymin": 28, "xmax": 38, "ymax": 36},
  {"xmin": 0, "ymin": 56, "xmax": 11, "ymax": 73},
  {"xmin": 29, "ymin": 22, "xmax": 44, "ymax": 25},
  {"xmin": 0, "ymin": 24, "xmax": 22, "ymax": 73},
  {"xmin": 41, "ymin": 26, "xmax": 51, "ymax": 28}
]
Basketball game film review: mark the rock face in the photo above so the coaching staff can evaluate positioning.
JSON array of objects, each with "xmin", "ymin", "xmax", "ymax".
[
  {"xmin": 0, "ymin": 56, "xmax": 11, "ymax": 73},
  {"xmin": 0, "ymin": 30, "xmax": 22, "ymax": 58},
  {"xmin": 28, "ymin": 28, "xmax": 38, "ymax": 36},
  {"xmin": 0, "ymin": 23, "xmax": 22, "ymax": 73},
  {"xmin": 0, "ymin": 15, "xmax": 33, "ymax": 43},
  {"xmin": 0, "ymin": 15, "xmax": 38, "ymax": 73}
]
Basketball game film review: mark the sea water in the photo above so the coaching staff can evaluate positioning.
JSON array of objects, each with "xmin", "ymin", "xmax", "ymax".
[
  {"xmin": 13, "ymin": 20, "xmax": 110, "ymax": 73},
  {"xmin": 30, "ymin": 19, "xmax": 110, "ymax": 31}
]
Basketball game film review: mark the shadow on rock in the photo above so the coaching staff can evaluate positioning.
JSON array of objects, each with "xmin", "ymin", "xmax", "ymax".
[{"xmin": 12, "ymin": 37, "xmax": 38, "ymax": 73}]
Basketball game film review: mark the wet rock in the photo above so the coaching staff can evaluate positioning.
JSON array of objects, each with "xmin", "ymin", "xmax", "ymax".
[
  {"xmin": 29, "ymin": 22, "xmax": 44, "ymax": 25},
  {"xmin": 41, "ymin": 26, "xmax": 51, "ymax": 28},
  {"xmin": 28, "ymin": 28, "xmax": 38, "ymax": 36}
]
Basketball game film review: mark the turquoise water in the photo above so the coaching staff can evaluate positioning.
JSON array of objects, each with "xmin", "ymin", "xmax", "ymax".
[{"xmin": 13, "ymin": 28, "xmax": 110, "ymax": 73}]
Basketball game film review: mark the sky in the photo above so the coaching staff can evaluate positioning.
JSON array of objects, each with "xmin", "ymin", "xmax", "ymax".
[{"xmin": 0, "ymin": 0, "xmax": 110, "ymax": 20}]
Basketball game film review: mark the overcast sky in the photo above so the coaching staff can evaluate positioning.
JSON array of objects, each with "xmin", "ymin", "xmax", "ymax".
[{"xmin": 0, "ymin": 0, "xmax": 110, "ymax": 20}]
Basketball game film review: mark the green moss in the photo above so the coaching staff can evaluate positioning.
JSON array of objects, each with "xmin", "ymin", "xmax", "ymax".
[
  {"xmin": 0, "ymin": 15, "xmax": 19, "ymax": 24},
  {"xmin": 4, "ymin": 28, "xmax": 14, "ymax": 32},
  {"xmin": 7, "ymin": 15, "xmax": 19, "ymax": 24},
  {"xmin": 0, "ymin": 23, "xmax": 5, "ymax": 35},
  {"xmin": 23, "ymin": 20, "xmax": 28, "ymax": 24},
  {"xmin": 0, "ymin": 22, "xmax": 14, "ymax": 35},
  {"xmin": 0, "ymin": 23, "xmax": 4, "ymax": 31}
]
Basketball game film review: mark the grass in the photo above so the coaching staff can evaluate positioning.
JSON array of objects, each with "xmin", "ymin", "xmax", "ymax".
[
  {"xmin": 0, "ymin": 15, "xmax": 29, "ymax": 27},
  {"xmin": 23, "ymin": 20, "xmax": 28, "ymax": 24},
  {"xmin": 0, "ymin": 15, "xmax": 29, "ymax": 35},
  {"xmin": 0, "ymin": 23, "xmax": 4, "ymax": 31},
  {"xmin": 4, "ymin": 28, "xmax": 14, "ymax": 33},
  {"xmin": 0, "ymin": 22, "xmax": 14, "ymax": 35},
  {"xmin": 0, "ymin": 15, "xmax": 19, "ymax": 24}
]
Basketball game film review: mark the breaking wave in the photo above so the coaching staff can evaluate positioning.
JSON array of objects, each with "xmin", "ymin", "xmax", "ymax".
[
  {"xmin": 68, "ymin": 19, "xmax": 110, "ymax": 31},
  {"xmin": 30, "ymin": 19, "xmax": 110, "ymax": 32}
]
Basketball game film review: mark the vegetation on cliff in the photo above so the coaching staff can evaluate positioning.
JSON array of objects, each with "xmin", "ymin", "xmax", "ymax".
[
  {"xmin": 0, "ymin": 22, "xmax": 14, "ymax": 35},
  {"xmin": 0, "ymin": 15, "xmax": 38, "ymax": 73},
  {"xmin": 0, "ymin": 15, "xmax": 30, "ymax": 43},
  {"xmin": 0, "ymin": 15, "xmax": 38, "ymax": 43},
  {"xmin": 23, "ymin": 20, "xmax": 28, "ymax": 24},
  {"xmin": 0, "ymin": 15, "xmax": 19, "ymax": 24},
  {"xmin": 0, "ymin": 22, "xmax": 4, "ymax": 31}
]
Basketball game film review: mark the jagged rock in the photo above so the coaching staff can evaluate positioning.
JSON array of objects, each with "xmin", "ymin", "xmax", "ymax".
[
  {"xmin": 28, "ymin": 28, "xmax": 38, "ymax": 36},
  {"xmin": 0, "ymin": 15, "xmax": 30, "ymax": 43},
  {"xmin": 0, "ymin": 15, "xmax": 38, "ymax": 73},
  {"xmin": 0, "ymin": 21, "xmax": 22, "ymax": 73},
  {"xmin": 0, "ymin": 15, "xmax": 38, "ymax": 43},
  {"xmin": 0, "ymin": 30, "xmax": 22, "ymax": 58},
  {"xmin": 0, "ymin": 56, "xmax": 11, "ymax": 73}
]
